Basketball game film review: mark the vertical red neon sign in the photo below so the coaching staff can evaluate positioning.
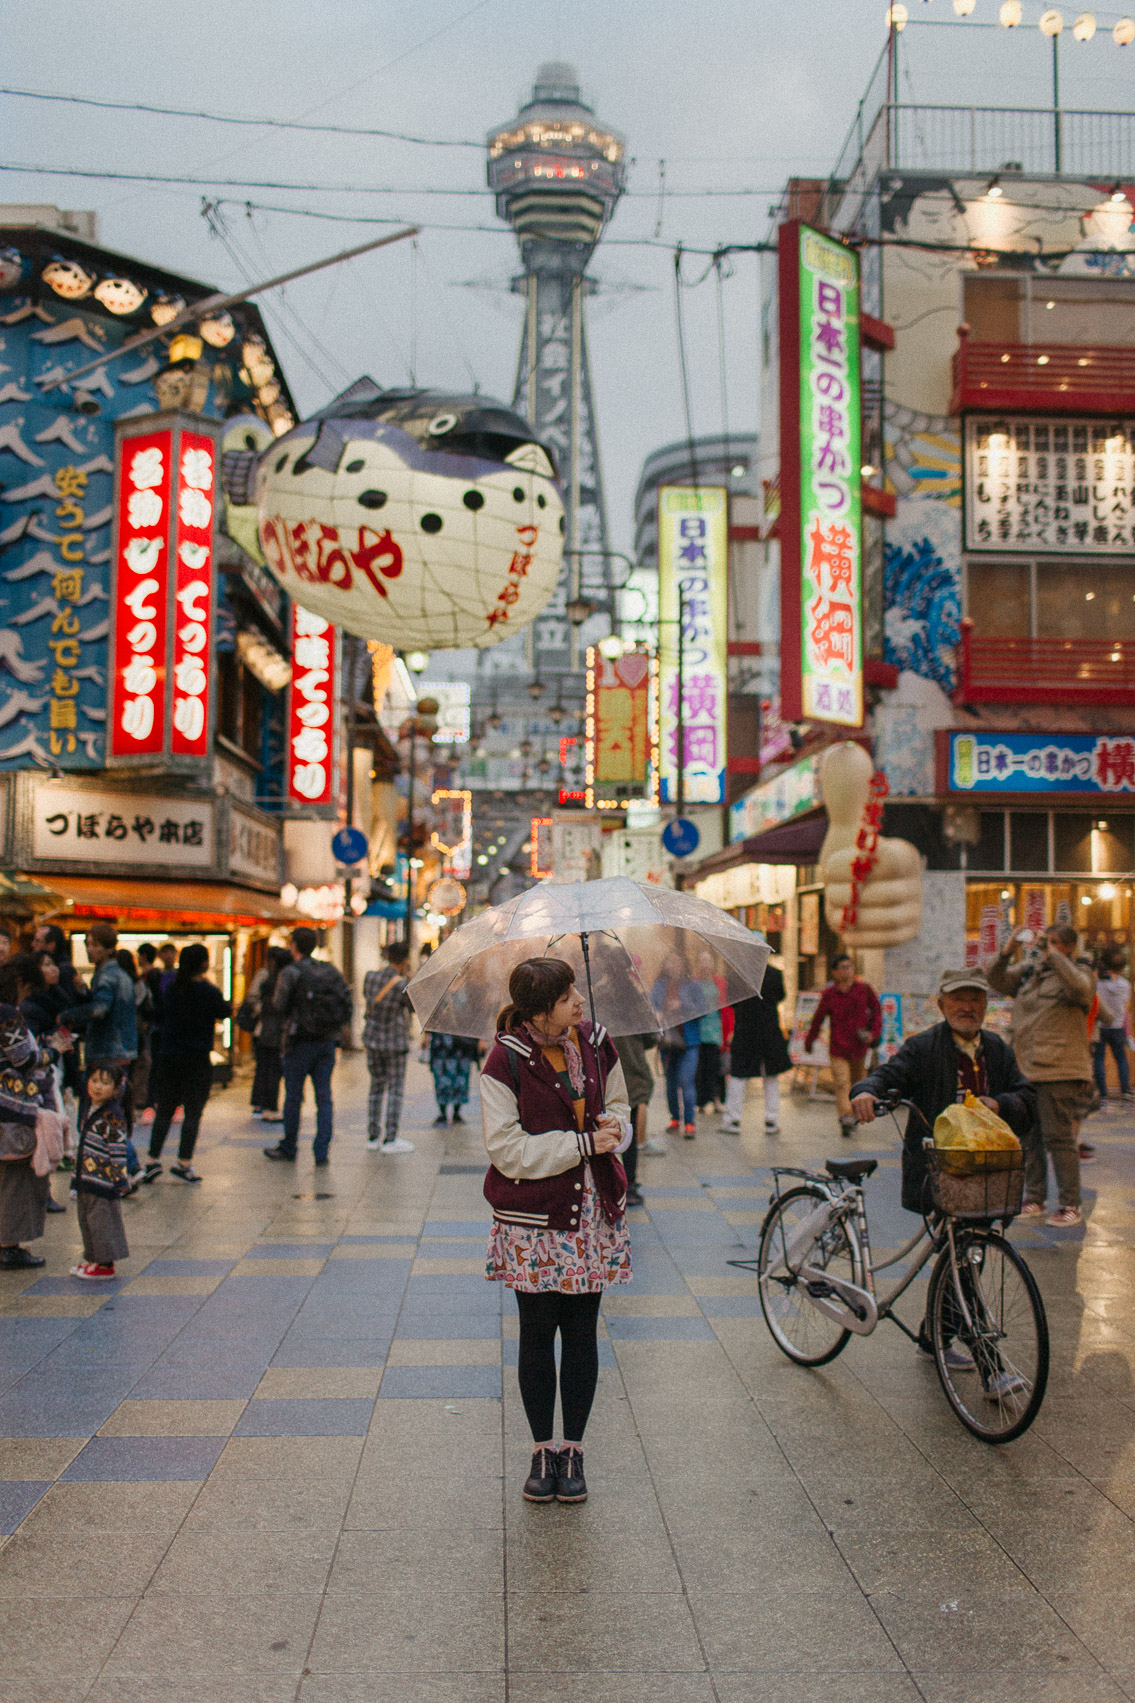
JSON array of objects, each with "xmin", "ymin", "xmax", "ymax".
[
  {"xmin": 170, "ymin": 429, "xmax": 215, "ymax": 758},
  {"xmin": 286, "ymin": 602, "xmax": 338, "ymax": 810},
  {"xmin": 110, "ymin": 427, "xmax": 172, "ymax": 758}
]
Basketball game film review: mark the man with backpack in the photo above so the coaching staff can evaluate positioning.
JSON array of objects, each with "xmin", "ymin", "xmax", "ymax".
[
  {"xmin": 361, "ymin": 940, "xmax": 415, "ymax": 1154},
  {"xmin": 263, "ymin": 927, "xmax": 352, "ymax": 1166}
]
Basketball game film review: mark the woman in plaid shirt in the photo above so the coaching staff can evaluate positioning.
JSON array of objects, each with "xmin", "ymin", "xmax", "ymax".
[{"xmin": 362, "ymin": 942, "xmax": 415, "ymax": 1153}]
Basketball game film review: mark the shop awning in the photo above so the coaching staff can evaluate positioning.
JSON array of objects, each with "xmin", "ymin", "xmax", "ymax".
[
  {"xmin": 693, "ymin": 810, "xmax": 828, "ymax": 879},
  {"xmin": 36, "ymin": 876, "xmax": 304, "ymax": 930}
]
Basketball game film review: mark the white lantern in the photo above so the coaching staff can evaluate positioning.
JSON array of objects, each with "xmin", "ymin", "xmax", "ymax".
[
  {"xmin": 886, "ymin": 3, "xmax": 908, "ymax": 28},
  {"xmin": 1073, "ymin": 11, "xmax": 1097, "ymax": 38},
  {"xmin": 1000, "ymin": 0, "xmax": 1022, "ymax": 23},
  {"xmin": 953, "ymin": 0, "xmax": 976, "ymax": 12},
  {"xmin": 94, "ymin": 276, "xmax": 147, "ymax": 315},
  {"xmin": 255, "ymin": 380, "xmax": 565, "ymax": 651},
  {"xmin": 42, "ymin": 257, "xmax": 95, "ymax": 300},
  {"xmin": 1115, "ymin": 16, "xmax": 1135, "ymax": 43},
  {"xmin": 1039, "ymin": 8, "xmax": 1064, "ymax": 35}
]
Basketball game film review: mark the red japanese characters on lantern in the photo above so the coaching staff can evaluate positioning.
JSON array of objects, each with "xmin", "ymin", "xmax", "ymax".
[
  {"xmin": 286, "ymin": 603, "xmax": 338, "ymax": 810},
  {"xmin": 170, "ymin": 431, "xmax": 215, "ymax": 757},
  {"xmin": 110, "ymin": 427, "xmax": 172, "ymax": 758}
]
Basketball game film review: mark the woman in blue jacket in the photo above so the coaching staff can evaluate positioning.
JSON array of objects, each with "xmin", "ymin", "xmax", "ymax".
[{"xmin": 652, "ymin": 951, "xmax": 702, "ymax": 1139}]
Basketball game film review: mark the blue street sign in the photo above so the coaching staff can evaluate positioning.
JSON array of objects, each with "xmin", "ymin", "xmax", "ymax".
[
  {"xmin": 662, "ymin": 817, "xmax": 700, "ymax": 858},
  {"xmin": 331, "ymin": 825, "xmax": 369, "ymax": 866}
]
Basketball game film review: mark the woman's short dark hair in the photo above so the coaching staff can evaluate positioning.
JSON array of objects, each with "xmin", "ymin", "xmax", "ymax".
[
  {"xmin": 0, "ymin": 953, "xmax": 45, "ymax": 1003},
  {"xmin": 88, "ymin": 1060, "xmax": 127, "ymax": 1092},
  {"xmin": 496, "ymin": 958, "xmax": 575, "ymax": 1033},
  {"xmin": 177, "ymin": 943, "xmax": 210, "ymax": 981},
  {"xmin": 116, "ymin": 948, "xmax": 138, "ymax": 981},
  {"xmin": 39, "ymin": 923, "xmax": 68, "ymax": 961}
]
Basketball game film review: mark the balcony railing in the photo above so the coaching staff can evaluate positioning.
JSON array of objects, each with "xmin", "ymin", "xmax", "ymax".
[
  {"xmin": 951, "ymin": 334, "xmax": 1135, "ymax": 415},
  {"xmin": 955, "ymin": 621, "xmax": 1135, "ymax": 707}
]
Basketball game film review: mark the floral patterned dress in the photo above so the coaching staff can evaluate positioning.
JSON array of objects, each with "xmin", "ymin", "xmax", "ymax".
[{"xmin": 486, "ymin": 1040, "xmax": 632, "ymax": 1296}]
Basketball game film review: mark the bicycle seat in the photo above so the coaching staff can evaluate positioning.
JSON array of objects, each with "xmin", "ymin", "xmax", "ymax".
[{"xmin": 825, "ymin": 1158, "xmax": 878, "ymax": 1182}]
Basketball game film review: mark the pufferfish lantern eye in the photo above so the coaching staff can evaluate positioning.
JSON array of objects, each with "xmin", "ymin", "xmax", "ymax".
[{"xmin": 463, "ymin": 490, "xmax": 485, "ymax": 511}]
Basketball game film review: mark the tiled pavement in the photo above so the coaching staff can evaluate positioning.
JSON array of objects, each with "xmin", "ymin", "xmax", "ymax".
[{"xmin": 3, "ymin": 1053, "xmax": 1135, "ymax": 1701}]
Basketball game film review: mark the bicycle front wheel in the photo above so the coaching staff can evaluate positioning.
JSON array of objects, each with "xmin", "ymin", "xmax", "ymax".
[
  {"xmin": 927, "ymin": 1227, "xmax": 1049, "ymax": 1443},
  {"xmin": 757, "ymin": 1185, "xmax": 861, "ymax": 1366}
]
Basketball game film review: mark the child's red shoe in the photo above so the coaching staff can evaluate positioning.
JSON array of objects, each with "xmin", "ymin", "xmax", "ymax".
[{"xmin": 71, "ymin": 1262, "xmax": 115, "ymax": 1281}]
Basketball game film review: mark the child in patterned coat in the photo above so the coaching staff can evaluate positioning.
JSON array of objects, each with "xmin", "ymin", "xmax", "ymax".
[{"xmin": 72, "ymin": 1063, "xmax": 130, "ymax": 1281}]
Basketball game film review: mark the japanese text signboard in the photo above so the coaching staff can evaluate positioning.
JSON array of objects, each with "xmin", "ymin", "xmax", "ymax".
[
  {"xmin": 778, "ymin": 222, "xmax": 863, "ymax": 727},
  {"xmin": 964, "ymin": 418, "xmax": 1135, "ymax": 554},
  {"xmin": 657, "ymin": 486, "xmax": 728, "ymax": 807},
  {"xmin": 286, "ymin": 602, "xmax": 340, "ymax": 815},
  {"xmin": 32, "ymin": 784, "xmax": 215, "ymax": 869},
  {"xmin": 586, "ymin": 646, "xmax": 655, "ymax": 809},
  {"xmin": 948, "ymin": 730, "xmax": 1135, "ymax": 794},
  {"xmin": 107, "ymin": 415, "xmax": 218, "ymax": 770}
]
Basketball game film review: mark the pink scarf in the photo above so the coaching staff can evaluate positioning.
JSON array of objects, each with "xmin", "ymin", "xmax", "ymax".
[{"xmin": 525, "ymin": 1022, "xmax": 586, "ymax": 1096}]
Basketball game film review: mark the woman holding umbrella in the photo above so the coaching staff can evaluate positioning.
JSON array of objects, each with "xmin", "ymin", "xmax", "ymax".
[{"xmin": 480, "ymin": 958, "xmax": 631, "ymax": 1506}]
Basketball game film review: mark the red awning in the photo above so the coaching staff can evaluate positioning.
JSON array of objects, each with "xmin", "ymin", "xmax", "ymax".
[
  {"xmin": 36, "ymin": 876, "xmax": 303, "ymax": 930},
  {"xmin": 692, "ymin": 810, "xmax": 828, "ymax": 880}
]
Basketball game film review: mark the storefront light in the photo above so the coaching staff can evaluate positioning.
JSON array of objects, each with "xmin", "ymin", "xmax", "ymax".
[
  {"xmin": 1100, "ymin": 883, "xmax": 1118, "ymax": 900},
  {"xmin": 1073, "ymin": 12, "xmax": 1097, "ymax": 40},
  {"xmin": 1000, "ymin": 0, "xmax": 1022, "ymax": 24},
  {"xmin": 1039, "ymin": 9, "xmax": 1064, "ymax": 36},
  {"xmin": 1115, "ymin": 17, "xmax": 1135, "ymax": 44},
  {"xmin": 953, "ymin": 0, "xmax": 976, "ymax": 12}
]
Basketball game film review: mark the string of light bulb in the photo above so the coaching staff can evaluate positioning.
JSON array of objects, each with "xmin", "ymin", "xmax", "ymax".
[{"xmin": 886, "ymin": 3, "xmax": 1135, "ymax": 40}]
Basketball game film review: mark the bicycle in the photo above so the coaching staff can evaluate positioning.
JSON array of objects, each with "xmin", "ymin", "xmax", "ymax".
[{"xmin": 734, "ymin": 1097, "xmax": 1049, "ymax": 1443}]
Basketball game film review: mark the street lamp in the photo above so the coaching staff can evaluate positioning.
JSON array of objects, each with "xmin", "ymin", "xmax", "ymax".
[
  {"xmin": 527, "ymin": 676, "xmax": 546, "ymax": 700},
  {"xmin": 565, "ymin": 594, "xmax": 596, "ymax": 627},
  {"xmin": 400, "ymin": 659, "xmax": 437, "ymax": 950}
]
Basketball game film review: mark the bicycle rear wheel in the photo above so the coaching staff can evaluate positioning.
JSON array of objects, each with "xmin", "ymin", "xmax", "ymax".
[
  {"xmin": 757, "ymin": 1185, "xmax": 860, "ymax": 1366},
  {"xmin": 927, "ymin": 1227, "xmax": 1048, "ymax": 1442}
]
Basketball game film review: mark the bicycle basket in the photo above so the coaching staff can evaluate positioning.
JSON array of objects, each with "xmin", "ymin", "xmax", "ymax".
[{"xmin": 926, "ymin": 1145, "xmax": 1023, "ymax": 1219}]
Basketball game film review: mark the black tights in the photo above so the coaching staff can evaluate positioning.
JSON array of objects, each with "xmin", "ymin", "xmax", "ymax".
[{"xmin": 514, "ymin": 1290, "xmax": 602, "ymax": 1445}]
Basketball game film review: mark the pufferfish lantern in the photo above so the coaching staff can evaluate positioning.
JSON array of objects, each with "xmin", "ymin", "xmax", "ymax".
[{"xmin": 254, "ymin": 378, "xmax": 565, "ymax": 650}]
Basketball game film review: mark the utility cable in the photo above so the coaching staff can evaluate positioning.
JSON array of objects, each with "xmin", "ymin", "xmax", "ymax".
[{"xmin": 672, "ymin": 245, "xmax": 700, "ymax": 486}]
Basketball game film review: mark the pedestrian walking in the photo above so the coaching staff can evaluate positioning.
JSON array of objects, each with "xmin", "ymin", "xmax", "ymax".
[
  {"xmin": 989, "ymin": 923, "xmax": 1095, "ymax": 1228},
  {"xmin": 804, "ymin": 953, "xmax": 882, "ymax": 1137},
  {"xmin": 1093, "ymin": 946, "xmax": 1132, "ymax": 1101},
  {"xmin": 72, "ymin": 1062, "xmax": 130, "ymax": 1280},
  {"xmin": 851, "ymin": 968, "xmax": 1035, "ymax": 1382},
  {"xmin": 653, "ymin": 951, "xmax": 702, "ymax": 1139},
  {"xmin": 241, "ymin": 945, "xmax": 290, "ymax": 1122},
  {"xmin": 143, "ymin": 944, "xmax": 231, "ymax": 1184},
  {"xmin": 612, "ymin": 1032, "xmax": 654, "ymax": 1206},
  {"xmin": 722, "ymin": 960, "xmax": 793, "ymax": 1134},
  {"xmin": 362, "ymin": 941, "xmax": 415, "ymax": 1153},
  {"xmin": 264, "ymin": 927, "xmax": 352, "ymax": 1166},
  {"xmin": 429, "ymin": 1030, "xmax": 480, "ymax": 1126},
  {"xmin": 0, "ymin": 956, "xmax": 71, "ymax": 1271},
  {"xmin": 59, "ymin": 923, "xmax": 141, "ymax": 1183},
  {"xmin": 117, "ymin": 948, "xmax": 155, "ymax": 1116},
  {"xmin": 481, "ymin": 958, "xmax": 631, "ymax": 1505}
]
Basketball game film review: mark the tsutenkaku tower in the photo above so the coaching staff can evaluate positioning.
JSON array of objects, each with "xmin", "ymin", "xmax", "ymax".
[{"xmin": 487, "ymin": 62, "xmax": 626, "ymax": 676}]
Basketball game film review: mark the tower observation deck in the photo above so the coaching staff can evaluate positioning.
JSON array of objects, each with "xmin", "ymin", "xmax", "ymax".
[{"xmin": 487, "ymin": 62, "xmax": 626, "ymax": 676}]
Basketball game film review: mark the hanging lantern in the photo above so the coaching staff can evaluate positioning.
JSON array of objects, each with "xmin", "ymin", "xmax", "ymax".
[
  {"xmin": 198, "ymin": 310, "xmax": 236, "ymax": 348},
  {"xmin": 1073, "ymin": 11, "xmax": 1097, "ymax": 38},
  {"xmin": 151, "ymin": 293, "xmax": 186, "ymax": 326},
  {"xmin": 953, "ymin": 0, "xmax": 976, "ymax": 13},
  {"xmin": 42, "ymin": 257, "xmax": 95, "ymax": 300},
  {"xmin": 255, "ymin": 379, "xmax": 565, "ymax": 651},
  {"xmin": 94, "ymin": 276, "xmax": 147, "ymax": 315},
  {"xmin": 1039, "ymin": 8, "xmax": 1063, "ymax": 35},
  {"xmin": 886, "ymin": 3, "xmax": 908, "ymax": 27},
  {"xmin": 1115, "ymin": 16, "xmax": 1135, "ymax": 43},
  {"xmin": 999, "ymin": 0, "xmax": 1022, "ymax": 23},
  {"xmin": 0, "ymin": 247, "xmax": 24, "ymax": 290}
]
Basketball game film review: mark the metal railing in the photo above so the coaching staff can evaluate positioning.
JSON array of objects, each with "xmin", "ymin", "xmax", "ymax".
[
  {"xmin": 956, "ymin": 622, "xmax": 1135, "ymax": 707},
  {"xmin": 827, "ymin": 101, "xmax": 1135, "ymax": 230}
]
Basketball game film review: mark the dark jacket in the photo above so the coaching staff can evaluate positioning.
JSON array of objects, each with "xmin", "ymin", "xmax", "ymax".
[
  {"xmin": 853, "ymin": 1021, "xmax": 1036, "ymax": 1213},
  {"xmin": 156, "ymin": 978, "xmax": 231, "ymax": 1057},
  {"xmin": 481, "ymin": 1020, "xmax": 628, "ymax": 1232},
  {"xmin": 730, "ymin": 965, "xmax": 792, "ymax": 1078},
  {"xmin": 76, "ymin": 1096, "xmax": 130, "ymax": 1198},
  {"xmin": 60, "ymin": 959, "xmax": 137, "ymax": 1063}
]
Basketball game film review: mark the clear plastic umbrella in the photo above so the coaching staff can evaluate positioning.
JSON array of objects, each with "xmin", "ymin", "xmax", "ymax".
[{"xmin": 406, "ymin": 877, "xmax": 771, "ymax": 1039}]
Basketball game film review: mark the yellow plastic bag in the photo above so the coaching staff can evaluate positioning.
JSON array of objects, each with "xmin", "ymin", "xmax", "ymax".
[{"xmin": 933, "ymin": 1091, "xmax": 1021, "ymax": 1175}]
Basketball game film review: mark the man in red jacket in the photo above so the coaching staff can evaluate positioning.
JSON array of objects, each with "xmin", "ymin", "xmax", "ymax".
[{"xmin": 805, "ymin": 953, "xmax": 882, "ymax": 1137}]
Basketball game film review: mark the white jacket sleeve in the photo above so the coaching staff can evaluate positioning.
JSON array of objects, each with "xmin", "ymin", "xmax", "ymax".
[
  {"xmin": 603, "ymin": 1059, "xmax": 632, "ymax": 1149},
  {"xmin": 480, "ymin": 1075, "xmax": 589, "ymax": 1180}
]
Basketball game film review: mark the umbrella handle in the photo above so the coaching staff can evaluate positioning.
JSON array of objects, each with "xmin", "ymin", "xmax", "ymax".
[{"xmin": 579, "ymin": 929, "xmax": 599, "ymax": 1048}]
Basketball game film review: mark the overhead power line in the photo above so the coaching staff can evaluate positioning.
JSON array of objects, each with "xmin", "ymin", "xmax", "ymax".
[{"xmin": 0, "ymin": 85, "xmax": 483, "ymax": 148}]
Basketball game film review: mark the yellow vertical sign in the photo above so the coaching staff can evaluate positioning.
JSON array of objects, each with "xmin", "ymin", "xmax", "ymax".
[{"xmin": 657, "ymin": 485, "xmax": 728, "ymax": 806}]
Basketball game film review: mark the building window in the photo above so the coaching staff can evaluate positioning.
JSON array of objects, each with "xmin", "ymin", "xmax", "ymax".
[
  {"xmin": 1009, "ymin": 812, "xmax": 1048, "ymax": 873},
  {"xmin": 973, "ymin": 811, "xmax": 1008, "ymax": 871},
  {"xmin": 968, "ymin": 811, "xmax": 1135, "ymax": 874},
  {"xmin": 965, "ymin": 558, "xmax": 1135, "ymax": 640},
  {"xmin": 964, "ymin": 274, "xmax": 1135, "ymax": 346}
]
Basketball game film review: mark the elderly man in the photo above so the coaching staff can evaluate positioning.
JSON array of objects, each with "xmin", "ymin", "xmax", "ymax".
[
  {"xmin": 988, "ymin": 923, "xmax": 1095, "ymax": 1229},
  {"xmin": 850, "ymin": 968, "xmax": 1035, "ymax": 1369}
]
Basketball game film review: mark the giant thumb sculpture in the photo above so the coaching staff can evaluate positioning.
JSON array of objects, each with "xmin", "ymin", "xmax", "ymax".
[{"xmin": 819, "ymin": 741, "xmax": 923, "ymax": 948}]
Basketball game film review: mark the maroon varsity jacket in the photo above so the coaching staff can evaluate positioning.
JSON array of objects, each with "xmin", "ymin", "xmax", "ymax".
[{"xmin": 481, "ymin": 1019, "xmax": 627, "ymax": 1232}]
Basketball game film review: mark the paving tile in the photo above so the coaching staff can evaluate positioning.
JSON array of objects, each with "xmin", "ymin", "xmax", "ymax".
[
  {"xmin": 85, "ymin": 1678, "xmax": 303, "ymax": 1703},
  {"xmin": 386, "ymin": 1338, "xmax": 501, "ymax": 1366},
  {"xmin": 270, "ymin": 1339, "xmax": 392, "ymax": 1368},
  {"xmin": 0, "ymin": 1437, "xmax": 84, "ymax": 1479},
  {"xmin": 328, "ymin": 1527, "xmax": 504, "ymax": 1593},
  {"xmin": 0, "ymin": 1522, "xmax": 172, "ymax": 1594},
  {"xmin": 300, "ymin": 1679, "xmax": 505, "ymax": 1703},
  {"xmin": 0, "ymin": 1596, "xmax": 137, "ymax": 1678},
  {"xmin": 149, "ymin": 1526, "xmax": 336, "ymax": 1595},
  {"xmin": 140, "ymin": 1259, "xmax": 238, "ymax": 1276},
  {"xmin": 212, "ymin": 1436, "xmax": 364, "ymax": 1481},
  {"xmin": 246, "ymin": 1243, "xmax": 336, "ymax": 1258},
  {"xmin": 100, "ymin": 1592, "xmax": 322, "ymax": 1677},
  {"xmin": 394, "ymin": 1317, "xmax": 502, "ymax": 1340},
  {"xmin": 128, "ymin": 1364, "xmax": 269, "ymax": 1399},
  {"xmin": 870, "ymin": 1588, "xmax": 1100, "ymax": 1671},
  {"xmin": 99, "ymin": 1399, "xmax": 247, "ymax": 1436},
  {"xmin": 378, "ymin": 1366, "xmax": 502, "ymax": 1399},
  {"xmin": 711, "ymin": 1680, "xmax": 924, "ymax": 1703},
  {"xmin": 233, "ymin": 1397, "xmax": 375, "ymax": 1436},
  {"xmin": 605, "ymin": 1315, "xmax": 716, "ymax": 1341},
  {"xmin": 0, "ymin": 1480, "xmax": 51, "ymax": 1533},
  {"xmin": 18, "ymin": 1479, "xmax": 200, "ymax": 1532},
  {"xmin": 307, "ymin": 1590, "xmax": 505, "ymax": 1672},
  {"xmin": 688, "ymin": 1583, "xmax": 905, "ymax": 1672},
  {"xmin": 61, "ymin": 1435, "xmax": 227, "ymax": 1480},
  {"xmin": 911, "ymin": 1675, "xmax": 1131, "ymax": 1703},
  {"xmin": 183, "ymin": 1474, "xmax": 353, "ymax": 1533},
  {"xmin": 254, "ymin": 1367, "xmax": 382, "ymax": 1398},
  {"xmin": 507, "ymin": 1591, "xmax": 704, "ymax": 1672}
]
